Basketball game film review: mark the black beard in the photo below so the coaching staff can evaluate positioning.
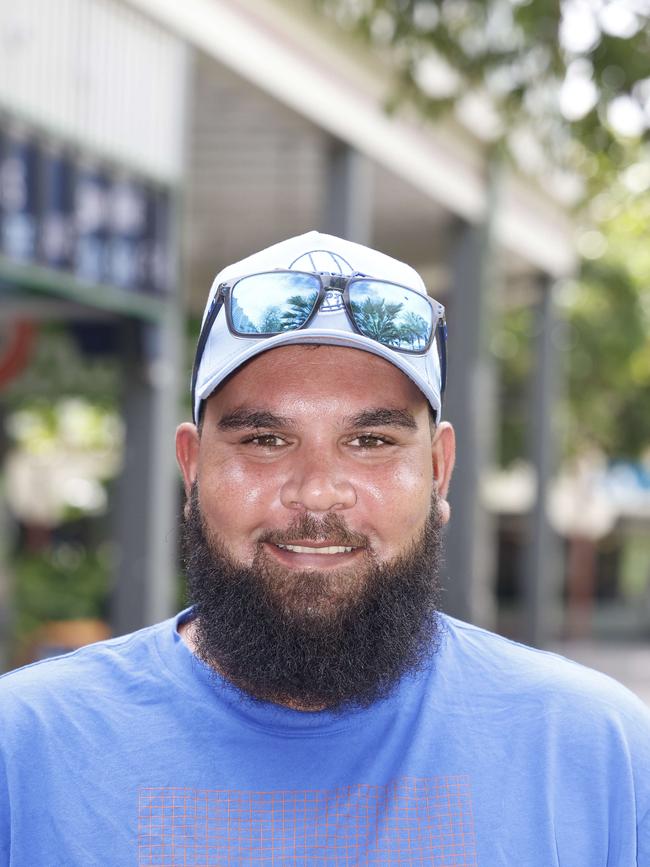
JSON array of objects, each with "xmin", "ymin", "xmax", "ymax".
[{"xmin": 183, "ymin": 485, "xmax": 444, "ymax": 712}]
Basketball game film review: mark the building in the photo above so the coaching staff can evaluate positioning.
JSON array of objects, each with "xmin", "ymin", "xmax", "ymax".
[{"xmin": 0, "ymin": 0, "xmax": 575, "ymax": 653}]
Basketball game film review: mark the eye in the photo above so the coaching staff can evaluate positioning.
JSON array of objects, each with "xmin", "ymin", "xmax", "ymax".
[
  {"xmin": 348, "ymin": 433, "xmax": 393, "ymax": 449},
  {"xmin": 242, "ymin": 433, "xmax": 287, "ymax": 448}
]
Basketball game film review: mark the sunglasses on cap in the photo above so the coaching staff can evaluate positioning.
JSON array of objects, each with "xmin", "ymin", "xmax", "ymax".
[{"xmin": 191, "ymin": 269, "xmax": 447, "ymax": 422}]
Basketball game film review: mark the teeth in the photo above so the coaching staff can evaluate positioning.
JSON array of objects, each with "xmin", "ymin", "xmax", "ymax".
[{"xmin": 276, "ymin": 544, "xmax": 354, "ymax": 555}]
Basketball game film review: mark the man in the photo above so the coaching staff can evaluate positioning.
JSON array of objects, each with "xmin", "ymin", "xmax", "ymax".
[{"xmin": 1, "ymin": 231, "xmax": 649, "ymax": 865}]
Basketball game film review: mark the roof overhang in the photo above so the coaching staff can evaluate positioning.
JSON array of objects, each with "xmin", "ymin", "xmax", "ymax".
[{"xmin": 125, "ymin": 0, "xmax": 576, "ymax": 277}]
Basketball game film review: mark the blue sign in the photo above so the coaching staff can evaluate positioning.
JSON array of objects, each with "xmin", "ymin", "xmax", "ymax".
[
  {"xmin": 74, "ymin": 166, "xmax": 111, "ymax": 284},
  {"xmin": 107, "ymin": 178, "xmax": 147, "ymax": 290},
  {"xmin": 40, "ymin": 148, "xmax": 75, "ymax": 270},
  {"xmin": 148, "ymin": 188, "xmax": 172, "ymax": 295},
  {"xmin": 0, "ymin": 119, "xmax": 174, "ymax": 300},
  {"xmin": 0, "ymin": 132, "xmax": 39, "ymax": 262}
]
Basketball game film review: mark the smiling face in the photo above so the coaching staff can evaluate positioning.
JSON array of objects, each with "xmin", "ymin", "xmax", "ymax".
[
  {"xmin": 177, "ymin": 344, "xmax": 454, "ymax": 598},
  {"xmin": 176, "ymin": 344, "xmax": 455, "ymax": 708}
]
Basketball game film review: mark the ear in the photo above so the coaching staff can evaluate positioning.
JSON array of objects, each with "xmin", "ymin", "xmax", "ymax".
[
  {"xmin": 176, "ymin": 423, "xmax": 200, "ymax": 505},
  {"xmin": 431, "ymin": 421, "xmax": 455, "ymax": 525}
]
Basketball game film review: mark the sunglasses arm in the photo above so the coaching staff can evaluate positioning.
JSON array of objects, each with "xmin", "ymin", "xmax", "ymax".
[
  {"xmin": 191, "ymin": 290, "xmax": 225, "ymax": 424},
  {"xmin": 437, "ymin": 317, "xmax": 447, "ymax": 416}
]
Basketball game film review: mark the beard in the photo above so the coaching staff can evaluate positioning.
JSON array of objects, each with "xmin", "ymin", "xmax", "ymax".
[{"xmin": 182, "ymin": 485, "xmax": 444, "ymax": 712}]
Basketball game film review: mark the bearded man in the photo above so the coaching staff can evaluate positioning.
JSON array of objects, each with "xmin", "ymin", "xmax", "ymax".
[{"xmin": 1, "ymin": 232, "xmax": 649, "ymax": 865}]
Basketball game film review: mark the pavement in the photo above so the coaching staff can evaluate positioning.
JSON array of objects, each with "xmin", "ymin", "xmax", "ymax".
[{"xmin": 550, "ymin": 640, "xmax": 650, "ymax": 707}]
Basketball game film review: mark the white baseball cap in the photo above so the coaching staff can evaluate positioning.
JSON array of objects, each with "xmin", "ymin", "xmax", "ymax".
[{"xmin": 192, "ymin": 231, "xmax": 446, "ymax": 422}]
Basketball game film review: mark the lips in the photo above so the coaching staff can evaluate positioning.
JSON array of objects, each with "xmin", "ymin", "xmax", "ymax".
[
  {"xmin": 275, "ymin": 543, "xmax": 356, "ymax": 555},
  {"xmin": 260, "ymin": 517, "xmax": 368, "ymax": 564},
  {"xmin": 263, "ymin": 538, "xmax": 366, "ymax": 569}
]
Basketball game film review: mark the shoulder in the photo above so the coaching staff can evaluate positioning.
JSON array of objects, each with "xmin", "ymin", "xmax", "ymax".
[
  {"xmin": 432, "ymin": 618, "xmax": 650, "ymax": 857},
  {"xmin": 0, "ymin": 615, "xmax": 176, "ymax": 718},
  {"xmin": 439, "ymin": 615, "xmax": 650, "ymax": 729},
  {"xmin": 437, "ymin": 616, "xmax": 650, "ymax": 834}
]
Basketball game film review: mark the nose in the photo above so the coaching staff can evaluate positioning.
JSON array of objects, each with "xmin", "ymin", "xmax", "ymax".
[{"xmin": 280, "ymin": 448, "xmax": 357, "ymax": 513}]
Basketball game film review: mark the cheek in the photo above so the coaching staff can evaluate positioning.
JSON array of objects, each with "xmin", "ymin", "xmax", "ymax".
[
  {"xmin": 358, "ymin": 458, "xmax": 433, "ymax": 528},
  {"xmin": 198, "ymin": 458, "xmax": 284, "ymax": 526}
]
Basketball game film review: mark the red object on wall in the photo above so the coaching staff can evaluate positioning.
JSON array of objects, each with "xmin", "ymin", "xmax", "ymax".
[{"xmin": 0, "ymin": 321, "xmax": 36, "ymax": 387}]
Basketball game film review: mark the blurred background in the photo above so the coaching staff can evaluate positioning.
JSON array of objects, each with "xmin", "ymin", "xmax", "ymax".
[{"xmin": 0, "ymin": 0, "xmax": 648, "ymax": 700}]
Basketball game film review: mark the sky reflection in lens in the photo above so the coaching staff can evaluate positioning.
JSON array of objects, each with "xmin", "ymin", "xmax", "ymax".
[
  {"xmin": 349, "ymin": 280, "xmax": 432, "ymax": 350},
  {"xmin": 229, "ymin": 272, "xmax": 433, "ymax": 349},
  {"xmin": 231, "ymin": 273, "xmax": 319, "ymax": 334}
]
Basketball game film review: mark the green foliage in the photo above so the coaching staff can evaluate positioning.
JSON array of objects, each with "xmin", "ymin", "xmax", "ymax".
[
  {"xmin": 11, "ymin": 542, "xmax": 111, "ymax": 645},
  {"xmin": 564, "ymin": 188, "xmax": 650, "ymax": 457},
  {"xmin": 493, "ymin": 182, "xmax": 650, "ymax": 466},
  {"xmin": 351, "ymin": 297, "xmax": 403, "ymax": 342},
  {"xmin": 398, "ymin": 311, "xmax": 430, "ymax": 348},
  {"xmin": 3, "ymin": 324, "xmax": 120, "ymax": 411},
  {"xmin": 315, "ymin": 0, "xmax": 650, "ymax": 463},
  {"xmin": 491, "ymin": 304, "xmax": 534, "ymax": 466},
  {"xmin": 260, "ymin": 305, "xmax": 285, "ymax": 332},
  {"xmin": 281, "ymin": 295, "xmax": 317, "ymax": 329},
  {"xmin": 314, "ymin": 0, "xmax": 650, "ymax": 192},
  {"xmin": 2, "ymin": 327, "xmax": 121, "ymax": 650},
  {"xmin": 8, "ymin": 400, "xmax": 122, "ymax": 460}
]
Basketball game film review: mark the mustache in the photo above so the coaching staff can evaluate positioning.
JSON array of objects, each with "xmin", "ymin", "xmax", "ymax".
[{"xmin": 258, "ymin": 512, "xmax": 368, "ymax": 550}]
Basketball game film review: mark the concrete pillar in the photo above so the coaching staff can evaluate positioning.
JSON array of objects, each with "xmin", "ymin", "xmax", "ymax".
[
  {"xmin": 110, "ymin": 45, "xmax": 189, "ymax": 636},
  {"xmin": 323, "ymin": 141, "xmax": 373, "ymax": 244},
  {"xmin": 0, "ymin": 404, "xmax": 15, "ymax": 672},
  {"xmin": 523, "ymin": 274, "xmax": 564, "ymax": 646},
  {"xmin": 442, "ymin": 216, "xmax": 498, "ymax": 628},
  {"xmin": 110, "ymin": 308, "xmax": 181, "ymax": 635}
]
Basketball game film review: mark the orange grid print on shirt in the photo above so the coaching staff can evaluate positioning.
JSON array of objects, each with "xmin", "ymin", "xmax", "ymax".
[{"xmin": 138, "ymin": 775, "xmax": 477, "ymax": 865}]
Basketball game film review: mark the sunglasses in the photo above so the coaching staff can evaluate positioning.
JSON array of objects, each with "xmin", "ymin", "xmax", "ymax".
[{"xmin": 192, "ymin": 269, "xmax": 447, "ymax": 422}]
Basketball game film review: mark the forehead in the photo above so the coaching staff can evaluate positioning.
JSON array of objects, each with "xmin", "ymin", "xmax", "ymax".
[{"xmin": 206, "ymin": 345, "xmax": 428, "ymax": 416}]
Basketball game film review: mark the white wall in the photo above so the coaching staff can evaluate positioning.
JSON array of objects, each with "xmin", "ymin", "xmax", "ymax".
[{"xmin": 0, "ymin": 0, "xmax": 187, "ymax": 182}]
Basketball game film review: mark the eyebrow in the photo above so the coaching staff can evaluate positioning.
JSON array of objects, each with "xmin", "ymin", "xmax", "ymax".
[
  {"xmin": 346, "ymin": 408, "xmax": 417, "ymax": 430},
  {"xmin": 217, "ymin": 409, "xmax": 295, "ymax": 431},
  {"xmin": 216, "ymin": 406, "xmax": 418, "ymax": 432}
]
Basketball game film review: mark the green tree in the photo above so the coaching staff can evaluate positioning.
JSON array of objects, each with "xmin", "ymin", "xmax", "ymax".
[
  {"xmin": 280, "ymin": 294, "xmax": 318, "ymax": 330},
  {"xmin": 260, "ymin": 305, "xmax": 284, "ymax": 333},
  {"xmin": 492, "ymin": 182, "xmax": 650, "ymax": 465},
  {"xmin": 399, "ymin": 311, "xmax": 430, "ymax": 349},
  {"xmin": 351, "ymin": 298, "xmax": 403, "ymax": 343},
  {"xmin": 315, "ymin": 0, "xmax": 649, "ymax": 192},
  {"xmin": 316, "ymin": 0, "xmax": 650, "ymax": 463},
  {"xmin": 565, "ymin": 187, "xmax": 650, "ymax": 458}
]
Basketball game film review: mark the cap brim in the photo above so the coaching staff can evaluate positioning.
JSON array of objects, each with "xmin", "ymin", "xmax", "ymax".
[{"xmin": 195, "ymin": 328, "xmax": 441, "ymax": 422}]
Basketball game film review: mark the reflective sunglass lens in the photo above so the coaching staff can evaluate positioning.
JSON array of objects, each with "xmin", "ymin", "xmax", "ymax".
[
  {"xmin": 348, "ymin": 280, "xmax": 433, "ymax": 350},
  {"xmin": 230, "ymin": 273, "xmax": 320, "ymax": 334}
]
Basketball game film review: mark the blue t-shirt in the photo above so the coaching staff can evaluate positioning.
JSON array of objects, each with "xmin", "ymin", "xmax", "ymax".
[{"xmin": 1, "ymin": 610, "xmax": 649, "ymax": 866}]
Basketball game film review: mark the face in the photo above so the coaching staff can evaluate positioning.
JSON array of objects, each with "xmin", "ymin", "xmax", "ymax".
[
  {"xmin": 177, "ymin": 345, "xmax": 454, "ymax": 581},
  {"xmin": 176, "ymin": 345, "xmax": 455, "ymax": 709}
]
